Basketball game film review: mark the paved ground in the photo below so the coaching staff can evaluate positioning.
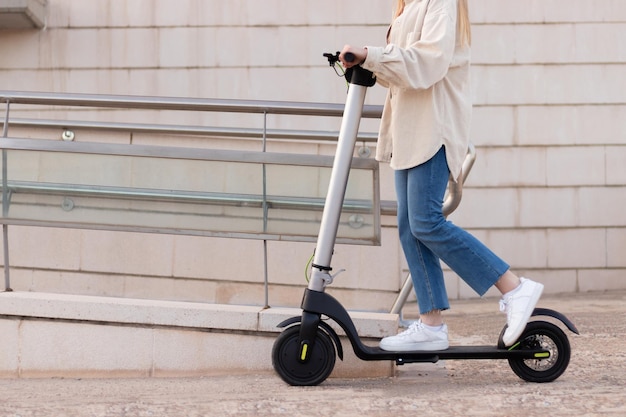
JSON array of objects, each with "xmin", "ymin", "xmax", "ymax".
[{"xmin": 0, "ymin": 291, "xmax": 624, "ymax": 417}]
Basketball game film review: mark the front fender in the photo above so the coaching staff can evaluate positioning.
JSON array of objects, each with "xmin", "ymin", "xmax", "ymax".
[
  {"xmin": 276, "ymin": 316, "xmax": 344, "ymax": 361},
  {"xmin": 277, "ymin": 316, "xmax": 301, "ymax": 329}
]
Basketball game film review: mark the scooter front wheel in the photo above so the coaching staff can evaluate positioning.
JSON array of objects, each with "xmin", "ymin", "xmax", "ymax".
[
  {"xmin": 272, "ymin": 324, "xmax": 336, "ymax": 386},
  {"xmin": 506, "ymin": 321, "xmax": 571, "ymax": 383}
]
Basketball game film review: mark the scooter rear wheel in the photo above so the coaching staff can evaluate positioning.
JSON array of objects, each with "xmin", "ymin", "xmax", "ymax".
[
  {"xmin": 272, "ymin": 324, "xmax": 336, "ymax": 386},
  {"xmin": 506, "ymin": 321, "xmax": 571, "ymax": 383}
]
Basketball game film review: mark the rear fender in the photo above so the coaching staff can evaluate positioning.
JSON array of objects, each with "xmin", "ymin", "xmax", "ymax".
[{"xmin": 532, "ymin": 308, "xmax": 579, "ymax": 334}]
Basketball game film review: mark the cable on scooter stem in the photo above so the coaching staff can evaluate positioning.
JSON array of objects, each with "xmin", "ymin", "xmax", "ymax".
[
  {"xmin": 323, "ymin": 51, "xmax": 358, "ymax": 88},
  {"xmin": 305, "ymin": 51, "xmax": 375, "ymax": 286},
  {"xmin": 305, "ymin": 50, "xmax": 355, "ymax": 283}
]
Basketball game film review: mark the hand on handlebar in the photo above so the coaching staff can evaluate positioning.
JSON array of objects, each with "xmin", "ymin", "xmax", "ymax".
[{"xmin": 339, "ymin": 45, "xmax": 367, "ymax": 69}]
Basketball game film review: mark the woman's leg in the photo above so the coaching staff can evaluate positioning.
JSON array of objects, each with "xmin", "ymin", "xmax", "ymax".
[
  {"xmin": 405, "ymin": 147, "xmax": 510, "ymax": 295},
  {"xmin": 379, "ymin": 151, "xmax": 457, "ymax": 351},
  {"xmin": 395, "ymin": 168, "xmax": 449, "ymax": 318},
  {"xmin": 495, "ymin": 270, "xmax": 521, "ymax": 293},
  {"xmin": 404, "ymin": 147, "xmax": 543, "ymax": 347},
  {"xmin": 378, "ymin": 166, "xmax": 450, "ymax": 351}
]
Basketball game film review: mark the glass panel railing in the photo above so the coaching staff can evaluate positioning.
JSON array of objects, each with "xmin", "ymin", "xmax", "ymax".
[{"xmin": 0, "ymin": 141, "xmax": 380, "ymax": 245}]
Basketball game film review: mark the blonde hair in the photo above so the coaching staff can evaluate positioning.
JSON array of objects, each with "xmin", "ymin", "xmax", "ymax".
[
  {"xmin": 457, "ymin": 0, "xmax": 472, "ymax": 46},
  {"xmin": 394, "ymin": 0, "xmax": 404, "ymax": 18},
  {"xmin": 394, "ymin": 0, "xmax": 472, "ymax": 46}
]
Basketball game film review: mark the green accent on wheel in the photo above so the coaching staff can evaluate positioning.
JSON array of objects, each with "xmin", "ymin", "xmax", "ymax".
[
  {"xmin": 300, "ymin": 344, "xmax": 309, "ymax": 361},
  {"xmin": 507, "ymin": 321, "xmax": 571, "ymax": 383},
  {"xmin": 272, "ymin": 325, "xmax": 336, "ymax": 386}
]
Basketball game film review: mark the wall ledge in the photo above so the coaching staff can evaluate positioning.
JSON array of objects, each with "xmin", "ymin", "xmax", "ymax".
[{"xmin": 0, "ymin": 0, "xmax": 47, "ymax": 29}]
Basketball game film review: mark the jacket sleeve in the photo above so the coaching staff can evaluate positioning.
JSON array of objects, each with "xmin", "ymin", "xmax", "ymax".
[{"xmin": 362, "ymin": 1, "xmax": 457, "ymax": 91}]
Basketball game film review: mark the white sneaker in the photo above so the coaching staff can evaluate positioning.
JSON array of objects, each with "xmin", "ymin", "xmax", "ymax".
[
  {"xmin": 379, "ymin": 320, "xmax": 449, "ymax": 352},
  {"xmin": 500, "ymin": 277, "xmax": 544, "ymax": 346}
]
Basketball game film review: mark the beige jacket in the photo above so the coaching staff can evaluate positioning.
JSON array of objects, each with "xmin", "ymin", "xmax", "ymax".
[{"xmin": 362, "ymin": 0, "xmax": 471, "ymax": 181}]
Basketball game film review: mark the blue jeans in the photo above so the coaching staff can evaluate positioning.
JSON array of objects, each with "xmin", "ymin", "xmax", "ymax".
[{"xmin": 395, "ymin": 147, "xmax": 510, "ymax": 314}]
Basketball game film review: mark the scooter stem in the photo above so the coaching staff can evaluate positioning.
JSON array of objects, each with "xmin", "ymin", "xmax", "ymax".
[{"xmin": 308, "ymin": 67, "xmax": 374, "ymax": 292}]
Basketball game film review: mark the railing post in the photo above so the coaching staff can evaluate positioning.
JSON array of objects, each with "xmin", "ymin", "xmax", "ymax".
[
  {"xmin": 2, "ymin": 99, "xmax": 11, "ymax": 291},
  {"xmin": 262, "ymin": 111, "xmax": 269, "ymax": 308}
]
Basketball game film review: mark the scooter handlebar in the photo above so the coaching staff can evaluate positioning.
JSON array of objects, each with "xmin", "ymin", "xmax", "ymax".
[
  {"xmin": 323, "ymin": 50, "xmax": 376, "ymax": 87},
  {"xmin": 323, "ymin": 51, "xmax": 355, "ymax": 66}
]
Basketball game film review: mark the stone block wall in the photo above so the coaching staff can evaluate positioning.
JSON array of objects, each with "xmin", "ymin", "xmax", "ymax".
[{"xmin": 0, "ymin": 0, "xmax": 623, "ymax": 311}]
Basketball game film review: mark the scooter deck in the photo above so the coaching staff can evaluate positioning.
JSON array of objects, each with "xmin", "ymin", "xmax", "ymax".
[{"xmin": 359, "ymin": 345, "xmax": 547, "ymax": 365}]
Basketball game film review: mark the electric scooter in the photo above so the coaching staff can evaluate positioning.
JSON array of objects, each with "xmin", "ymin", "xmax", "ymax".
[{"xmin": 271, "ymin": 52, "xmax": 579, "ymax": 386}]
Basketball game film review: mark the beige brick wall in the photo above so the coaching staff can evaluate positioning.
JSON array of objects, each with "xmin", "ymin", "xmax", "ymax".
[
  {"xmin": 458, "ymin": 0, "xmax": 626, "ymax": 296},
  {"xmin": 0, "ymin": 0, "xmax": 624, "ymax": 311}
]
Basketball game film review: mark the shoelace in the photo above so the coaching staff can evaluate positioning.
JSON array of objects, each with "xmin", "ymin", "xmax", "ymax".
[
  {"xmin": 400, "ymin": 320, "xmax": 424, "ymax": 335},
  {"xmin": 499, "ymin": 298, "xmax": 509, "ymax": 314}
]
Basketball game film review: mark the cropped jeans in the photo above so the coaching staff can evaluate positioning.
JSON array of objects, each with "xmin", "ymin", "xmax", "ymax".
[{"xmin": 395, "ymin": 146, "xmax": 510, "ymax": 314}]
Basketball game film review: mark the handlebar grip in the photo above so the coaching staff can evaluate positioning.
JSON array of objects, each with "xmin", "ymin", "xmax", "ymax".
[{"xmin": 344, "ymin": 52, "xmax": 355, "ymax": 63}]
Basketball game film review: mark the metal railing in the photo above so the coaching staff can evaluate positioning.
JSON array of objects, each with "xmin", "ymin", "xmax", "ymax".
[
  {"xmin": 0, "ymin": 91, "xmax": 385, "ymax": 308},
  {"xmin": 0, "ymin": 90, "xmax": 475, "ymax": 314}
]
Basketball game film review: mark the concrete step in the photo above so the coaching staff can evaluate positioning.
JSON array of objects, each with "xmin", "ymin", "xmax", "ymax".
[{"xmin": 0, "ymin": 291, "xmax": 398, "ymax": 378}]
